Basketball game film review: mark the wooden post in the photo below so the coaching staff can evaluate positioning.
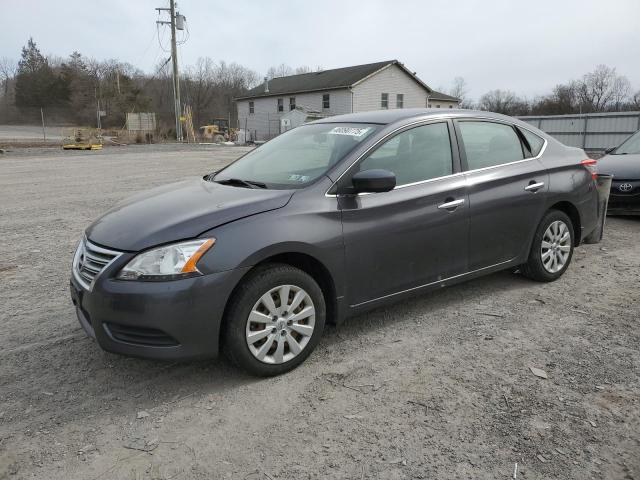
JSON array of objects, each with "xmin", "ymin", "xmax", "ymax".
[{"xmin": 40, "ymin": 108, "xmax": 46, "ymax": 142}]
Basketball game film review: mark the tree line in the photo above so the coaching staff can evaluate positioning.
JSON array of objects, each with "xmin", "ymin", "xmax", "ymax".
[
  {"xmin": 0, "ymin": 38, "xmax": 262, "ymax": 135},
  {"xmin": 449, "ymin": 65, "xmax": 640, "ymax": 116},
  {"xmin": 1, "ymin": 38, "xmax": 639, "ymax": 136}
]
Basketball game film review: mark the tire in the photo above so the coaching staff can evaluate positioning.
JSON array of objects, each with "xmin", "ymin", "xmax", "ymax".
[
  {"xmin": 222, "ymin": 263, "xmax": 326, "ymax": 376},
  {"xmin": 520, "ymin": 210, "xmax": 575, "ymax": 282}
]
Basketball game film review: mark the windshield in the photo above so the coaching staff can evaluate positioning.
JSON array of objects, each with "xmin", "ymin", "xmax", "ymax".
[
  {"xmin": 214, "ymin": 123, "xmax": 379, "ymax": 188},
  {"xmin": 614, "ymin": 130, "xmax": 640, "ymax": 155}
]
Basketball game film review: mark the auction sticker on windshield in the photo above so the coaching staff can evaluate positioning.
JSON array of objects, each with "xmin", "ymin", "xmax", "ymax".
[{"xmin": 328, "ymin": 126, "xmax": 371, "ymax": 137}]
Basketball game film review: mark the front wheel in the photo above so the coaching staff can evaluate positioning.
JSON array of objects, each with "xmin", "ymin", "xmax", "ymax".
[
  {"xmin": 222, "ymin": 263, "xmax": 325, "ymax": 376},
  {"xmin": 520, "ymin": 210, "xmax": 574, "ymax": 282}
]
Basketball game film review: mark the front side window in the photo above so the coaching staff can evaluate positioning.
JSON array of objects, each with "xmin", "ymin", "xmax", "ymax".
[
  {"xmin": 289, "ymin": 97, "xmax": 296, "ymax": 110},
  {"xmin": 459, "ymin": 121, "xmax": 524, "ymax": 170},
  {"xmin": 322, "ymin": 94, "xmax": 330, "ymax": 109},
  {"xmin": 277, "ymin": 98, "xmax": 283, "ymax": 112},
  {"xmin": 396, "ymin": 94, "xmax": 404, "ymax": 108},
  {"xmin": 358, "ymin": 122, "xmax": 453, "ymax": 186},
  {"xmin": 249, "ymin": 101, "xmax": 254, "ymax": 114},
  {"xmin": 614, "ymin": 130, "xmax": 640, "ymax": 155},
  {"xmin": 214, "ymin": 123, "xmax": 379, "ymax": 189},
  {"xmin": 519, "ymin": 127, "xmax": 545, "ymax": 157},
  {"xmin": 381, "ymin": 93, "xmax": 388, "ymax": 109}
]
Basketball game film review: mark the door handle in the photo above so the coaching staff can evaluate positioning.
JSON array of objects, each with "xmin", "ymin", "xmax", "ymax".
[
  {"xmin": 437, "ymin": 198, "xmax": 465, "ymax": 210},
  {"xmin": 524, "ymin": 181, "xmax": 545, "ymax": 192}
]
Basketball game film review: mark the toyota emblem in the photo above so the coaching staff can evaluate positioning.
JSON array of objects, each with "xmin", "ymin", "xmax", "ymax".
[{"xmin": 619, "ymin": 183, "xmax": 633, "ymax": 192}]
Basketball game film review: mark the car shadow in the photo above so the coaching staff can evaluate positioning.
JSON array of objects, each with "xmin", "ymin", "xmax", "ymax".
[{"xmin": 2, "ymin": 269, "xmax": 534, "ymax": 431}]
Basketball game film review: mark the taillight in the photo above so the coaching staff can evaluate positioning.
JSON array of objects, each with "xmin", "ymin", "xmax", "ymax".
[{"xmin": 581, "ymin": 159, "xmax": 598, "ymax": 180}]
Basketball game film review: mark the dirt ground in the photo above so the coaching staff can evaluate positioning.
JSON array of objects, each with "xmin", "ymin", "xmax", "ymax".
[{"xmin": 0, "ymin": 144, "xmax": 638, "ymax": 480}]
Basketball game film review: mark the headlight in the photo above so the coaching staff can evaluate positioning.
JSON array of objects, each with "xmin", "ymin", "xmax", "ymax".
[{"xmin": 118, "ymin": 239, "xmax": 215, "ymax": 281}]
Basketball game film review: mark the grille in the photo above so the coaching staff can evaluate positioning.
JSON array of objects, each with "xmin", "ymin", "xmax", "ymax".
[
  {"xmin": 73, "ymin": 238, "xmax": 122, "ymax": 290},
  {"xmin": 611, "ymin": 180, "xmax": 640, "ymax": 196},
  {"xmin": 105, "ymin": 323, "xmax": 180, "ymax": 347}
]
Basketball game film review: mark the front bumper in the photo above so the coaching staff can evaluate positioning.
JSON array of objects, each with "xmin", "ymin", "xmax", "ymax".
[{"xmin": 70, "ymin": 263, "xmax": 250, "ymax": 360}]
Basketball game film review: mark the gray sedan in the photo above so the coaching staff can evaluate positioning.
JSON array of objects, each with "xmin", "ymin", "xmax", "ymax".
[{"xmin": 70, "ymin": 109, "xmax": 599, "ymax": 376}]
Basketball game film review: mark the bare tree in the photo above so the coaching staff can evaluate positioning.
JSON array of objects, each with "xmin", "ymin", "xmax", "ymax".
[
  {"xmin": 0, "ymin": 57, "xmax": 17, "ymax": 104},
  {"xmin": 530, "ymin": 83, "xmax": 579, "ymax": 115},
  {"xmin": 632, "ymin": 90, "xmax": 640, "ymax": 110},
  {"xmin": 267, "ymin": 63, "xmax": 294, "ymax": 79},
  {"xmin": 183, "ymin": 57, "xmax": 216, "ymax": 128},
  {"xmin": 478, "ymin": 89, "xmax": 529, "ymax": 116},
  {"xmin": 0, "ymin": 57, "xmax": 17, "ymax": 91},
  {"xmin": 611, "ymin": 75, "xmax": 631, "ymax": 111},
  {"xmin": 574, "ymin": 65, "xmax": 631, "ymax": 112},
  {"xmin": 449, "ymin": 77, "xmax": 471, "ymax": 108}
]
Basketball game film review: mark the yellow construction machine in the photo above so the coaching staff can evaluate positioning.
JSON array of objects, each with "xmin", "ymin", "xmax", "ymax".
[
  {"xmin": 62, "ymin": 128, "xmax": 103, "ymax": 150},
  {"xmin": 199, "ymin": 118, "xmax": 238, "ymax": 143}
]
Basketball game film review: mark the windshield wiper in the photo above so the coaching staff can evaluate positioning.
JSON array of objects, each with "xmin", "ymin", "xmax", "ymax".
[{"xmin": 215, "ymin": 178, "xmax": 267, "ymax": 189}]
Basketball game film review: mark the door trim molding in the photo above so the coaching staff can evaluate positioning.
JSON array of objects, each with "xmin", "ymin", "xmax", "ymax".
[{"xmin": 349, "ymin": 258, "xmax": 513, "ymax": 308}]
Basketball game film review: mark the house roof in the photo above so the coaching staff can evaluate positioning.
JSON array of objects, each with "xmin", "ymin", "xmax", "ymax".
[
  {"xmin": 235, "ymin": 60, "xmax": 459, "ymax": 102},
  {"xmin": 427, "ymin": 90, "xmax": 460, "ymax": 102}
]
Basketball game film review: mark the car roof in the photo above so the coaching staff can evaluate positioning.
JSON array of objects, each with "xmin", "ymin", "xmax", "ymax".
[{"xmin": 311, "ymin": 108, "xmax": 518, "ymax": 125}]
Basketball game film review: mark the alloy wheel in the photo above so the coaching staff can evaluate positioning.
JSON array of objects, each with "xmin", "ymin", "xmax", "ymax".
[
  {"xmin": 541, "ymin": 220, "xmax": 571, "ymax": 273},
  {"xmin": 245, "ymin": 284, "xmax": 316, "ymax": 364}
]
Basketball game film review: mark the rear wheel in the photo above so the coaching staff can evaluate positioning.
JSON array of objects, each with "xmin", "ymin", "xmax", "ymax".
[
  {"xmin": 222, "ymin": 263, "xmax": 325, "ymax": 376},
  {"xmin": 521, "ymin": 210, "xmax": 574, "ymax": 282}
]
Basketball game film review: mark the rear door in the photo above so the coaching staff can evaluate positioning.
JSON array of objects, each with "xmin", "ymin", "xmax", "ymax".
[
  {"xmin": 337, "ymin": 120, "xmax": 469, "ymax": 306},
  {"xmin": 455, "ymin": 120, "xmax": 549, "ymax": 270}
]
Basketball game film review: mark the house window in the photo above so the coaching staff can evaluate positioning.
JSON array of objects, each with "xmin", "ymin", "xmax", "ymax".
[
  {"xmin": 396, "ymin": 94, "xmax": 404, "ymax": 108},
  {"xmin": 277, "ymin": 98, "xmax": 283, "ymax": 112},
  {"xmin": 289, "ymin": 97, "xmax": 296, "ymax": 110},
  {"xmin": 249, "ymin": 101, "xmax": 254, "ymax": 114},
  {"xmin": 322, "ymin": 94, "xmax": 330, "ymax": 109},
  {"xmin": 436, "ymin": 104, "xmax": 441, "ymax": 108},
  {"xmin": 449, "ymin": 105, "xmax": 453, "ymax": 108},
  {"xmin": 381, "ymin": 93, "xmax": 388, "ymax": 109}
]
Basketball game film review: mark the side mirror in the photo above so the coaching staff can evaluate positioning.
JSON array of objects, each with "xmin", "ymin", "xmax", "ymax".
[
  {"xmin": 351, "ymin": 169, "xmax": 396, "ymax": 193},
  {"xmin": 604, "ymin": 147, "xmax": 616, "ymax": 154}
]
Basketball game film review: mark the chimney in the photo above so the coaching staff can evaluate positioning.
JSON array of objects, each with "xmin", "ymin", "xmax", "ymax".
[{"xmin": 263, "ymin": 77, "xmax": 269, "ymax": 93}]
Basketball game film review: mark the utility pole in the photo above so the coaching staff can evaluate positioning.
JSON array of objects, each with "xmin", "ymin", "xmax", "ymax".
[{"xmin": 156, "ymin": 1, "xmax": 184, "ymax": 142}]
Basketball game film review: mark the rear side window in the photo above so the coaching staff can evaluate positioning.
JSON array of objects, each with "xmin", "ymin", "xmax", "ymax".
[
  {"xmin": 359, "ymin": 122, "xmax": 453, "ymax": 186},
  {"xmin": 519, "ymin": 127, "xmax": 545, "ymax": 157},
  {"xmin": 458, "ymin": 121, "xmax": 524, "ymax": 170}
]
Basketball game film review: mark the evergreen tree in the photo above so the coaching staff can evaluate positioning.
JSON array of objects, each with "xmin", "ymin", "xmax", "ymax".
[{"xmin": 14, "ymin": 38, "xmax": 68, "ymax": 108}]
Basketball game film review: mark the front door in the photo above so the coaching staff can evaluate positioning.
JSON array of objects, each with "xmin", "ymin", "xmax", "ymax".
[{"xmin": 338, "ymin": 121, "xmax": 469, "ymax": 306}]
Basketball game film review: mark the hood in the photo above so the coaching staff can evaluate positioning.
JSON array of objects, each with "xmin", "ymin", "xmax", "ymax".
[
  {"xmin": 86, "ymin": 177, "xmax": 294, "ymax": 251},
  {"xmin": 597, "ymin": 154, "xmax": 640, "ymax": 179}
]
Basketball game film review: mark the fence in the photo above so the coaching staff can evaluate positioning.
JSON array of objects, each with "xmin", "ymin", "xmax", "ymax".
[
  {"xmin": 236, "ymin": 112, "xmax": 283, "ymax": 142},
  {"xmin": 518, "ymin": 111, "xmax": 640, "ymax": 152},
  {"xmin": 126, "ymin": 112, "xmax": 157, "ymax": 133}
]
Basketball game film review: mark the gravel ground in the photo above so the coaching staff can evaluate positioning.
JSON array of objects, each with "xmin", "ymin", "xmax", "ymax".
[
  {"xmin": 0, "ymin": 145, "xmax": 639, "ymax": 480},
  {"xmin": 0, "ymin": 125, "xmax": 65, "ymax": 142}
]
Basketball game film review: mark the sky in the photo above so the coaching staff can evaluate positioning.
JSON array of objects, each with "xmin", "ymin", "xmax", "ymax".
[{"xmin": 2, "ymin": 0, "xmax": 640, "ymax": 101}]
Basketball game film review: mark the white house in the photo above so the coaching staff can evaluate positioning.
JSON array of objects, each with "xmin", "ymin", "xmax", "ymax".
[{"xmin": 235, "ymin": 60, "xmax": 460, "ymax": 141}]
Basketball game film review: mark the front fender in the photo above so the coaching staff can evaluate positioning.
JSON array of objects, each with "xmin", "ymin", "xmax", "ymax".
[{"xmin": 196, "ymin": 196, "xmax": 346, "ymax": 302}]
